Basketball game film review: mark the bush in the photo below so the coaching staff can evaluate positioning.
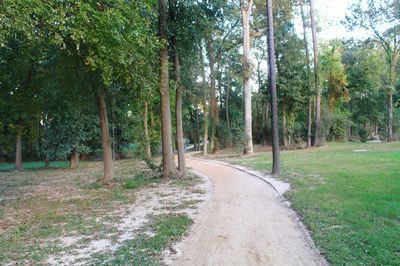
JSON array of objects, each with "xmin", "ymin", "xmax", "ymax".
[
  {"xmin": 124, "ymin": 178, "xmax": 145, "ymax": 189},
  {"xmin": 358, "ymin": 126, "xmax": 368, "ymax": 142}
]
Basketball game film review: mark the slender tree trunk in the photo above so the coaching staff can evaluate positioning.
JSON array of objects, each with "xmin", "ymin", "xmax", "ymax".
[
  {"xmin": 201, "ymin": 44, "xmax": 209, "ymax": 155},
  {"xmin": 15, "ymin": 127, "xmax": 23, "ymax": 171},
  {"xmin": 226, "ymin": 67, "xmax": 232, "ymax": 146},
  {"xmin": 299, "ymin": 0, "xmax": 313, "ymax": 148},
  {"xmin": 241, "ymin": 0, "xmax": 254, "ymax": 154},
  {"xmin": 310, "ymin": 0, "xmax": 321, "ymax": 146},
  {"xmin": 195, "ymin": 102, "xmax": 200, "ymax": 151},
  {"xmin": 159, "ymin": 0, "xmax": 176, "ymax": 179},
  {"xmin": 267, "ymin": 0, "xmax": 280, "ymax": 176},
  {"xmin": 307, "ymin": 100, "xmax": 313, "ymax": 147},
  {"xmin": 282, "ymin": 97, "xmax": 288, "ymax": 149},
  {"xmin": 111, "ymin": 97, "xmax": 116, "ymax": 160},
  {"xmin": 207, "ymin": 39, "xmax": 218, "ymax": 154},
  {"xmin": 69, "ymin": 149, "xmax": 79, "ymax": 169},
  {"xmin": 173, "ymin": 37, "xmax": 186, "ymax": 177},
  {"xmin": 143, "ymin": 100, "xmax": 152, "ymax": 158},
  {"xmin": 97, "ymin": 93, "xmax": 114, "ymax": 183},
  {"xmin": 387, "ymin": 52, "xmax": 398, "ymax": 141}
]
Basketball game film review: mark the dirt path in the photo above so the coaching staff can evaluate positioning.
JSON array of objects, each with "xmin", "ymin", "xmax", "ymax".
[{"xmin": 172, "ymin": 157, "xmax": 326, "ymax": 266}]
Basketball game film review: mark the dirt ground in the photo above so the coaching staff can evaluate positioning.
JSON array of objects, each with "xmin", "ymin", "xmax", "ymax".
[{"xmin": 168, "ymin": 157, "xmax": 327, "ymax": 266}]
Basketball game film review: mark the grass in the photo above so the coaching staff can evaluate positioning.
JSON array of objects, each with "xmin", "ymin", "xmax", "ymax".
[
  {"xmin": 227, "ymin": 142, "xmax": 400, "ymax": 265},
  {"xmin": 0, "ymin": 159, "xmax": 157, "ymax": 265},
  {"xmin": 0, "ymin": 161, "xmax": 69, "ymax": 171},
  {"xmin": 93, "ymin": 214, "xmax": 193, "ymax": 265}
]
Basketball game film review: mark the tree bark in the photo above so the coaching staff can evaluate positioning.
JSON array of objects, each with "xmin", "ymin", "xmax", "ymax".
[
  {"xmin": 173, "ymin": 37, "xmax": 186, "ymax": 177},
  {"xmin": 201, "ymin": 44, "xmax": 209, "ymax": 156},
  {"xmin": 143, "ymin": 100, "xmax": 152, "ymax": 158},
  {"xmin": 195, "ymin": 102, "xmax": 200, "ymax": 151},
  {"xmin": 282, "ymin": 97, "xmax": 288, "ymax": 149},
  {"xmin": 97, "ymin": 93, "xmax": 114, "ymax": 183},
  {"xmin": 267, "ymin": 0, "xmax": 280, "ymax": 176},
  {"xmin": 15, "ymin": 127, "xmax": 23, "ymax": 171},
  {"xmin": 159, "ymin": 0, "xmax": 177, "ymax": 179},
  {"xmin": 226, "ymin": 69, "xmax": 232, "ymax": 146},
  {"xmin": 241, "ymin": 0, "xmax": 254, "ymax": 154},
  {"xmin": 299, "ymin": 0, "xmax": 313, "ymax": 148},
  {"xmin": 310, "ymin": 0, "xmax": 321, "ymax": 146},
  {"xmin": 69, "ymin": 149, "xmax": 79, "ymax": 169},
  {"xmin": 207, "ymin": 39, "xmax": 218, "ymax": 154}
]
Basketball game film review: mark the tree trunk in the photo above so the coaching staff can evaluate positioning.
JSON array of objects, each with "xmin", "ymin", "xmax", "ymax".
[
  {"xmin": 195, "ymin": 102, "xmax": 200, "ymax": 151},
  {"xmin": 387, "ymin": 91, "xmax": 394, "ymax": 141},
  {"xmin": 173, "ymin": 37, "xmax": 186, "ymax": 177},
  {"xmin": 241, "ymin": 0, "xmax": 254, "ymax": 154},
  {"xmin": 307, "ymin": 99, "xmax": 313, "ymax": 147},
  {"xmin": 207, "ymin": 39, "xmax": 218, "ymax": 154},
  {"xmin": 143, "ymin": 100, "xmax": 152, "ymax": 158},
  {"xmin": 201, "ymin": 44, "xmax": 209, "ymax": 156},
  {"xmin": 282, "ymin": 97, "xmax": 288, "ymax": 149},
  {"xmin": 159, "ymin": 0, "xmax": 176, "ymax": 179},
  {"xmin": 267, "ymin": 0, "xmax": 280, "ymax": 176},
  {"xmin": 69, "ymin": 149, "xmax": 79, "ymax": 169},
  {"xmin": 111, "ymin": 97, "xmax": 116, "ymax": 160},
  {"xmin": 97, "ymin": 93, "xmax": 114, "ymax": 183},
  {"xmin": 44, "ymin": 159, "xmax": 50, "ymax": 169},
  {"xmin": 15, "ymin": 127, "xmax": 23, "ymax": 171},
  {"xmin": 226, "ymin": 67, "xmax": 232, "ymax": 146},
  {"xmin": 299, "ymin": 0, "xmax": 313, "ymax": 148},
  {"xmin": 310, "ymin": 0, "xmax": 321, "ymax": 146}
]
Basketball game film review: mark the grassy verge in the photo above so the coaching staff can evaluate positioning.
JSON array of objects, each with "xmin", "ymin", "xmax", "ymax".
[
  {"xmin": 226, "ymin": 142, "xmax": 400, "ymax": 265},
  {"xmin": 93, "ymin": 214, "xmax": 193, "ymax": 265},
  {"xmin": 0, "ymin": 159, "xmax": 158, "ymax": 264},
  {"xmin": 0, "ymin": 161, "xmax": 69, "ymax": 171}
]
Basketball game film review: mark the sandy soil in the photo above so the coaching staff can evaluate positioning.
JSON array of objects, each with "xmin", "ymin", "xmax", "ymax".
[{"xmin": 170, "ymin": 157, "xmax": 327, "ymax": 266}]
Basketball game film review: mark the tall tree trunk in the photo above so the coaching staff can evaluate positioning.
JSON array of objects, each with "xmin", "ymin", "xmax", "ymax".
[
  {"xmin": 195, "ymin": 102, "xmax": 200, "ymax": 151},
  {"xmin": 15, "ymin": 127, "xmax": 23, "ymax": 171},
  {"xmin": 241, "ymin": 0, "xmax": 254, "ymax": 154},
  {"xmin": 201, "ymin": 44, "xmax": 209, "ymax": 155},
  {"xmin": 267, "ymin": 0, "xmax": 280, "ymax": 176},
  {"xmin": 282, "ymin": 97, "xmax": 288, "ymax": 149},
  {"xmin": 299, "ymin": 0, "xmax": 313, "ymax": 148},
  {"xmin": 226, "ymin": 67, "xmax": 232, "ymax": 146},
  {"xmin": 310, "ymin": 0, "xmax": 321, "ymax": 146},
  {"xmin": 173, "ymin": 37, "xmax": 186, "ymax": 177},
  {"xmin": 111, "ymin": 96, "xmax": 116, "ymax": 160},
  {"xmin": 207, "ymin": 39, "xmax": 218, "ymax": 154},
  {"xmin": 69, "ymin": 149, "xmax": 79, "ymax": 169},
  {"xmin": 387, "ymin": 51, "xmax": 398, "ymax": 141},
  {"xmin": 159, "ymin": 0, "xmax": 176, "ymax": 179},
  {"xmin": 97, "ymin": 93, "xmax": 114, "ymax": 183},
  {"xmin": 143, "ymin": 100, "xmax": 151, "ymax": 158}
]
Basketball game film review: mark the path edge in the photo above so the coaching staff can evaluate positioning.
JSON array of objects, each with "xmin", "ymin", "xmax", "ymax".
[{"xmin": 187, "ymin": 153, "xmax": 329, "ymax": 266}]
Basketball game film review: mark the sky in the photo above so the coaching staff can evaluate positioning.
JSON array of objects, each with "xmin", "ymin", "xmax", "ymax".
[{"xmin": 311, "ymin": 0, "xmax": 367, "ymax": 40}]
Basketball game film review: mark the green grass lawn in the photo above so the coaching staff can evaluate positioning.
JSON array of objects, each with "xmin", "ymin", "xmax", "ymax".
[
  {"xmin": 227, "ymin": 142, "xmax": 400, "ymax": 265},
  {"xmin": 0, "ymin": 161, "xmax": 69, "ymax": 171}
]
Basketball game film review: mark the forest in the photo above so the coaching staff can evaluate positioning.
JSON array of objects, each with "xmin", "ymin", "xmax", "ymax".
[
  {"xmin": 1, "ymin": 0, "xmax": 398, "ymax": 179},
  {"xmin": 0, "ymin": 0, "xmax": 399, "ymax": 265}
]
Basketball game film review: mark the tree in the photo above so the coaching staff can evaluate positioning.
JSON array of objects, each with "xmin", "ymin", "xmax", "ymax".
[
  {"xmin": 299, "ymin": 0, "xmax": 313, "ymax": 148},
  {"xmin": 241, "ymin": 0, "xmax": 254, "ymax": 154},
  {"xmin": 159, "ymin": 0, "xmax": 177, "ymax": 179},
  {"xmin": 309, "ymin": 0, "xmax": 322, "ymax": 146},
  {"xmin": 346, "ymin": 0, "xmax": 400, "ymax": 141},
  {"xmin": 266, "ymin": 0, "xmax": 280, "ymax": 176}
]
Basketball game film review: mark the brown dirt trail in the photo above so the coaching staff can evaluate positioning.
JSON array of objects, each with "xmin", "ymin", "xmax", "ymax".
[{"xmin": 173, "ymin": 157, "xmax": 326, "ymax": 266}]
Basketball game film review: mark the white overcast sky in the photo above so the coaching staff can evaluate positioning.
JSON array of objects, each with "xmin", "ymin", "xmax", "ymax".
[{"xmin": 312, "ymin": 0, "xmax": 366, "ymax": 40}]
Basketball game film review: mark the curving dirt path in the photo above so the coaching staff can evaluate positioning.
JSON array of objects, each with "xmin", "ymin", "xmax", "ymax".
[{"xmin": 173, "ymin": 157, "xmax": 326, "ymax": 266}]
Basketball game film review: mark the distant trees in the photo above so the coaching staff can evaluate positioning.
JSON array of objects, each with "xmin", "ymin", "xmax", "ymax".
[
  {"xmin": 347, "ymin": 0, "xmax": 400, "ymax": 141},
  {"xmin": 0, "ymin": 0, "xmax": 398, "ymax": 178}
]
